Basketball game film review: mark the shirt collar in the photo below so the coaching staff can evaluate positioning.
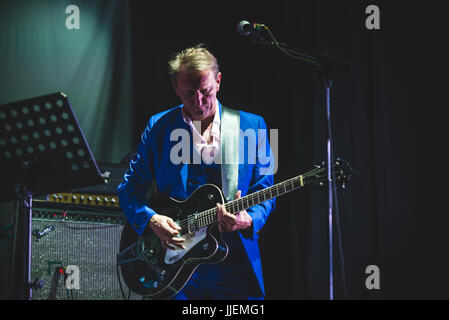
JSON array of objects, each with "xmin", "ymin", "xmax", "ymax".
[{"xmin": 181, "ymin": 100, "xmax": 221, "ymax": 139}]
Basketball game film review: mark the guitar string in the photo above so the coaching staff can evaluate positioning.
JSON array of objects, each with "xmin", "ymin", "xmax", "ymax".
[
  {"xmin": 176, "ymin": 168, "xmax": 326, "ymax": 231},
  {"xmin": 175, "ymin": 167, "xmax": 327, "ymax": 230},
  {"xmin": 176, "ymin": 175, "xmax": 303, "ymax": 229},
  {"xmin": 175, "ymin": 167, "xmax": 327, "ymax": 231}
]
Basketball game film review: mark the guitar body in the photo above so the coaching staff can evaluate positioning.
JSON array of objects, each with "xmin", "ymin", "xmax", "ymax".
[{"xmin": 118, "ymin": 184, "xmax": 228, "ymax": 300}]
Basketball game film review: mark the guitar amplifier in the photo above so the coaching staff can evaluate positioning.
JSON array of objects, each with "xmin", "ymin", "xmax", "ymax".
[{"xmin": 27, "ymin": 163, "xmax": 141, "ymax": 300}]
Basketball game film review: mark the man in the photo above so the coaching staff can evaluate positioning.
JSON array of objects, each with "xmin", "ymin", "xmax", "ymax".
[{"xmin": 117, "ymin": 44, "xmax": 276, "ymax": 299}]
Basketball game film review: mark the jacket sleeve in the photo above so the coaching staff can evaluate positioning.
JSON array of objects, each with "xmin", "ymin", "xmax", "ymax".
[
  {"xmin": 116, "ymin": 116, "xmax": 158, "ymax": 236},
  {"xmin": 241, "ymin": 116, "xmax": 276, "ymax": 240}
]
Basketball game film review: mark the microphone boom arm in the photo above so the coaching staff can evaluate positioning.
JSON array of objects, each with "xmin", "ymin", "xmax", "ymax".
[{"xmin": 253, "ymin": 30, "xmax": 350, "ymax": 73}]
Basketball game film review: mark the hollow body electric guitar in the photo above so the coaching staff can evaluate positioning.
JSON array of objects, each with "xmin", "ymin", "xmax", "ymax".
[{"xmin": 117, "ymin": 159, "xmax": 353, "ymax": 299}]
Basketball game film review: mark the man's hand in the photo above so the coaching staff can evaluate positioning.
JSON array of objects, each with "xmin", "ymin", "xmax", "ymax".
[
  {"xmin": 216, "ymin": 190, "xmax": 252, "ymax": 232},
  {"xmin": 149, "ymin": 214, "xmax": 186, "ymax": 250}
]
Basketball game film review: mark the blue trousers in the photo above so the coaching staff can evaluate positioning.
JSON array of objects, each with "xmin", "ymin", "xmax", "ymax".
[{"xmin": 172, "ymin": 263, "xmax": 264, "ymax": 300}]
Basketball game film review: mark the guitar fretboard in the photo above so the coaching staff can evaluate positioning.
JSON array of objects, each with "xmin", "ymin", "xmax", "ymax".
[{"xmin": 185, "ymin": 174, "xmax": 305, "ymax": 233}]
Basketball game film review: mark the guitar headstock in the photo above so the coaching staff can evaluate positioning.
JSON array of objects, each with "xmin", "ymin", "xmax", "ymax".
[{"xmin": 304, "ymin": 158, "xmax": 356, "ymax": 189}]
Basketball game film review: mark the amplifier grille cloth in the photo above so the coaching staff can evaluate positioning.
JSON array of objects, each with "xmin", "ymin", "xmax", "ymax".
[{"xmin": 30, "ymin": 219, "xmax": 140, "ymax": 300}]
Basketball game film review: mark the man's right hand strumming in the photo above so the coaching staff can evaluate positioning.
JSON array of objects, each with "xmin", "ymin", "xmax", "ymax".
[{"xmin": 149, "ymin": 214, "xmax": 186, "ymax": 250}]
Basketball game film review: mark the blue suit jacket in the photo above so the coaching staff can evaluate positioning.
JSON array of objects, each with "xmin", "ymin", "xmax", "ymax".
[{"xmin": 117, "ymin": 101, "xmax": 276, "ymax": 295}]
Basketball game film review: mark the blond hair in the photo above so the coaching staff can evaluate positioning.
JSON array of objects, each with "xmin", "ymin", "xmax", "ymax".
[{"xmin": 168, "ymin": 44, "xmax": 220, "ymax": 81}]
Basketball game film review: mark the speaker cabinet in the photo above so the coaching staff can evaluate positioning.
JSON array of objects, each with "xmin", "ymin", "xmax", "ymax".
[{"xmin": 30, "ymin": 207, "xmax": 140, "ymax": 300}]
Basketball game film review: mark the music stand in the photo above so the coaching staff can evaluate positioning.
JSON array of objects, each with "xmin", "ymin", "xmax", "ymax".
[{"xmin": 0, "ymin": 92, "xmax": 105, "ymax": 299}]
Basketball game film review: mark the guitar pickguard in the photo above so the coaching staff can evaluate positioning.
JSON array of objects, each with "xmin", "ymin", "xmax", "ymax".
[{"xmin": 164, "ymin": 227, "xmax": 208, "ymax": 264}]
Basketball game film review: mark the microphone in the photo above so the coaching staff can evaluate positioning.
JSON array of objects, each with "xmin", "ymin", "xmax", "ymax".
[{"xmin": 237, "ymin": 20, "xmax": 269, "ymax": 37}]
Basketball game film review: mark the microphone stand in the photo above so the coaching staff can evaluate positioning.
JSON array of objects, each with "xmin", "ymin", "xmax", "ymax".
[{"xmin": 251, "ymin": 33, "xmax": 350, "ymax": 300}]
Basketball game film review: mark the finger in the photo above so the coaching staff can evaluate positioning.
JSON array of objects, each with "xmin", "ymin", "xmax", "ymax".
[
  {"xmin": 164, "ymin": 235, "xmax": 185, "ymax": 249},
  {"xmin": 218, "ymin": 204, "xmax": 236, "ymax": 231},
  {"xmin": 158, "ymin": 232, "xmax": 172, "ymax": 243},
  {"xmin": 220, "ymin": 203, "xmax": 229, "ymax": 214},
  {"xmin": 162, "ymin": 221, "xmax": 179, "ymax": 237},
  {"xmin": 166, "ymin": 243, "xmax": 177, "ymax": 250},
  {"xmin": 220, "ymin": 223, "xmax": 230, "ymax": 232},
  {"xmin": 216, "ymin": 204, "xmax": 223, "ymax": 232},
  {"xmin": 222, "ymin": 219, "xmax": 234, "ymax": 231},
  {"xmin": 224, "ymin": 210, "xmax": 237, "ymax": 220},
  {"xmin": 217, "ymin": 203, "xmax": 233, "ymax": 218},
  {"xmin": 160, "ymin": 239, "xmax": 169, "ymax": 250},
  {"xmin": 167, "ymin": 218, "xmax": 182, "ymax": 231},
  {"xmin": 235, "ymin": 190, "xmax": 242, "ymax": 199},
  {"xmin": 169, "ymin": 234, "xmax": 186, "ymax": 249},
  {"xmin": 171, "ymin": 236, "xmax": 186, "ymax": 243},
  {"xmin": 216, "ymin": 203, "xmax": 223, "ymax": 220},
  {"xmin": 161, "ymin": 238, "xmax": 177, "ymax": 250},
  {"xmin": 170, "ymin": 240, "xmax": 186, "ymax": 250},
  {"xmin": 220, "ymin": 213, "xmax": 234, "ymax": 230},
  {"xmin": 223, "ymin": 211, "xmax": 237, "ymax": 224},
  {"xmin": 226, "ymin": 217, "xmax": 238, "ymax": 231},
  {"xmin": 216, "ymin": 204, "xmax": 231, "ymax": 232}
]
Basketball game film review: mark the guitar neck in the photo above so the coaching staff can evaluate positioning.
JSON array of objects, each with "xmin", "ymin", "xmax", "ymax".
[
  {"xmin": 191, "ymin": 174, "xmax": 306, "ymax": 231},
  {"xmin": 226, "ymin": 174, "xmax": 305, "ymax": 214}
]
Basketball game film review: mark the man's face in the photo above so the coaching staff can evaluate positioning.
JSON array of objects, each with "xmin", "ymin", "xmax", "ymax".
[{"xmin": 172, "ymin": 69, "xmax": 221, "ymax": 121}]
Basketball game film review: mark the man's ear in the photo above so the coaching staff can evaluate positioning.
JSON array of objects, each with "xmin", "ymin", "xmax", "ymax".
[
  {"xmin": 216, "ymin": 72, "xmax": 222, "ymax": 91},
  {"xmin": 171, "ymin": 76, "xmax": 178, "ymax": 92}
]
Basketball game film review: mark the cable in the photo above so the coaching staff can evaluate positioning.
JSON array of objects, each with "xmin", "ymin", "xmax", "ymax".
[
  {"xmin": 332, "ymin": 175, "xmax": 349, "ymax": 299},
  {"xmin": 265, "ymin": 28, "xmax": 321, "ymax": 65}
]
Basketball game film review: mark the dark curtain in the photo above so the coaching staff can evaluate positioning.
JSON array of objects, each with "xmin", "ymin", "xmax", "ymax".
[{"xmin": 130, "ymin": 0, "xmax": 449, "ymax": 299}]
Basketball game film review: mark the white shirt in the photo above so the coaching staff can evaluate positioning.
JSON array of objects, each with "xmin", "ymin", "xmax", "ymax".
[{"xmin": 181, "ymin": 102, "xmax": 221, "ymax": 164}]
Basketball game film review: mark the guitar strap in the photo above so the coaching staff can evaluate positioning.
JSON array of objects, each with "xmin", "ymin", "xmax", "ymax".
[{"xmin": 220, "ymin": 106, "xmax": 240, "ymax": 202}]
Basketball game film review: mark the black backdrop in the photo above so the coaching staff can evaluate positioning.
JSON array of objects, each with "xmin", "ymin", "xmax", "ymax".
[
  {"xmin": 130, "ymin": 0, "xmax": 449, "ymax": 299},
  {"xmin": 1, "ymin": 0, "xmax": 448, "ymax": 300}
]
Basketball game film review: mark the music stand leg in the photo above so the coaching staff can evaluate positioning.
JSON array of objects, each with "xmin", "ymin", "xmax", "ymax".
[
  {"xmin": 324, "ymin": 77, "xmax": 334, "ymax": 301},
  {"xmin": 10, "ymin": 186, "xmax": 33, "ymax": 300}
]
